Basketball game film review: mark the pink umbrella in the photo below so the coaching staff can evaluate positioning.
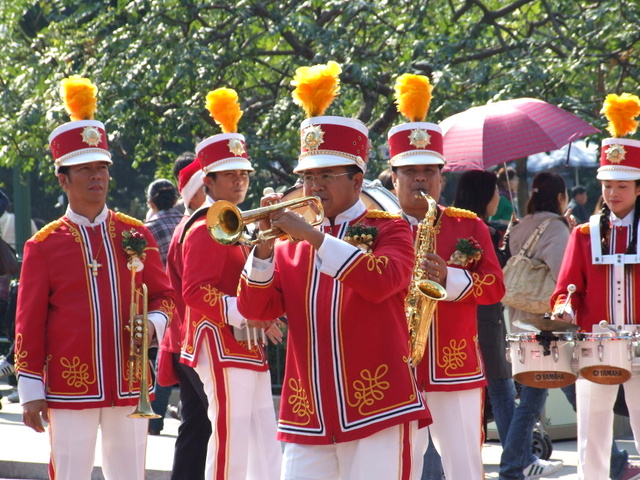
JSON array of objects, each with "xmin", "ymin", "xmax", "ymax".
[{"xmin": 440, "ymin": 98, "xmax": 600, "ymax": 172}]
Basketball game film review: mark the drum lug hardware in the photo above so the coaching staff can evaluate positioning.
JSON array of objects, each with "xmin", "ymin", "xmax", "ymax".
[
  {"xmin": 518, "ymin": 345, "xmax": 525, "ymax": 364},
  {"xmin": 552, "ymin": 345, "xmax": 559, "ymax": 363},
  {"xmin": 598, "ymin": 342, "xmax": 604, "ymax": 362}
]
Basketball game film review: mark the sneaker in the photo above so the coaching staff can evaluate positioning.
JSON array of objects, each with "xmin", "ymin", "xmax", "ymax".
[
  {"xmin": 523, "ymin": 458, "xmax": 563, "ymax": 479},
  {"xmin": 167, "ymin": 404, "xmax": 181, "ymax": 421},
  {"xmin": 0, "ymin": 357, "xmax": 14, "ymax": 378},
  {"xmin": 622, "ymin": 463, "xmax": 640, "ymax": 480},
  {"xmin": 7, "ymin": 391, "xmax": 19, "ymax": 403}
]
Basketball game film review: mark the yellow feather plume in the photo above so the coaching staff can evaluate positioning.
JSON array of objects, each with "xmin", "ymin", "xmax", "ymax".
[
  {"xmin": 205, "ymin": 88, "xmax": 243, "ymax": 134},
  {"xmin": 60, "ymin": 76, "xmax": 98, "ymax": 121},
  {"xmin": 602, "ymin": 92, "xmax": 640, "ymax": 138},
  {"xmin": 291, "ymin": 61, "xmax": 342, "ymax": 118},
  {"xmin": 394, "ymin": 74, "xmax": 433, "ymax": 122}
]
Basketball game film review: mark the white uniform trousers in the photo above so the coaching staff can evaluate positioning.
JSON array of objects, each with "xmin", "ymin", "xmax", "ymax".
[
  {"xmin": 577, "ymin": 376, "xmax": 640, "ymax": 479},
  {"xmin": 195, "ymin": 336, "xmax": 281, "ymax": 480},
  {"xmin": 48, "ymin": 406, "xmax": 148, "ymax": 480},
  {"xmin": 418, "ymin": 388, "xmax": 484, "ymax": 480},
  {"xmin": 281, "ymin": 421, "xmax": 419, "ymax": 480}
]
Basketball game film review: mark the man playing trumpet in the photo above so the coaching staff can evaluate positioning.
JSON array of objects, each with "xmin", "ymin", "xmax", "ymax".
[
  {"xmin": 237, "ymin": 62, "xmax": 430, "ymax": 480},
  {"xmin": 15, "ymin": 77, "xmax": 175, "ymax": 480}
]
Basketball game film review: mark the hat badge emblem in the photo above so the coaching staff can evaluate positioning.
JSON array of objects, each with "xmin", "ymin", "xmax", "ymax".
[
  {"xmin": 606, "ymin": 144, "xmax": 626, "ymax": 164},
  {"xmin": 228, "ymin": 138, "xmax": 245, "ymax": 156},
  {"xmin": 302, "ymin": 124, "xmax": 325, "ymax": 151},
  {"xmin": 81, "ymin": 126, "xmax": 102, "ymax": 147},
  {"xmin": 409, "ymin": 128, "xmax": 431, "ymax": 149}
]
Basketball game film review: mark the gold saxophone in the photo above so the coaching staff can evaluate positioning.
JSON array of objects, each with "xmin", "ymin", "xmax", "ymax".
[{"xmin": 406, "ymin": 190, "xmax": 448, "ymax": 367}]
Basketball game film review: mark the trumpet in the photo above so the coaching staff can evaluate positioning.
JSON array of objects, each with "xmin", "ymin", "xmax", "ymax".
[
  {"xmin": 207, "ymin": 196, "xmax": 324, "ymax": 245},
  {"xmin": 127, "ymin": 283, "xmax": 160, "ymax": 419}
]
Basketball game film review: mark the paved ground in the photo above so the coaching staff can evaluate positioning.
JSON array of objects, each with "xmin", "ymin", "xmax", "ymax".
[{"xmin": 1, "ymin": 378, "xmax": 638, "ymax": 479}]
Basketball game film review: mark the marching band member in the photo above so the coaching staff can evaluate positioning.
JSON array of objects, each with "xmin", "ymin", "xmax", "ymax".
[
  {"xmin": 179, "ymin": 88, "xmax": 281, "ymax": 480},
  {"xmin": 157, "ymin": 155, "xmax": 211, "ymax": 480},
  {"xmin": 552, "ymin": 93, "xmax": 640, "ymax": 480},
  {"xmin": 389, "ymin": 74, "xmax": 505, "ymax": 480},
  {"xmin": 237, "ymin": 62, "xmax": 430, "ymax": 480},
  {"xmin": 15, "ymin": 76, "xmax": 175, "ymax": 480}
]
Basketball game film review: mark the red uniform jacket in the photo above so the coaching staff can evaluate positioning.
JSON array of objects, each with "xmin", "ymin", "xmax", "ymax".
[
  {"xmin": 15, "ymin": 210, "xmax": 175, "ymax": 409},
  {"xmin": 553, "ymin": 220, "xmax": 640, "ymax": 329},
  {"xmin": 157, "ymin": 213, "xmax": 189, "ymax": 386},
  {"xmin": 238, "ymin": 203, "xmax": 431, "ymax": 445},
  {"xmin": 411, "ymin": 207, "xmax": 505, "ymax": 392},
  {"xmin": 180, "ymin": 210, "xmax": 268, "ymax": 370}
]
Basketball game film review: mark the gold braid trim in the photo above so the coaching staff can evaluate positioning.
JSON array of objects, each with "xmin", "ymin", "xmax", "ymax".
[
  {"xmin": 444, "ymin": 207, "xmax": 477, "ymax": 219},
  {"xmin": 115, "ymin": 211, "xmax": 144, "ymax": 226},
  {"xmin": 33, "ymin": 219, "xmax": 63, "ymax": 242},
  {"xmin": 366, "ymin": 210, "xmax": 401, "ymax": 219},
  {"xmin": 579, "ymin": 224, "xmax": 590, "ymax": 234}
]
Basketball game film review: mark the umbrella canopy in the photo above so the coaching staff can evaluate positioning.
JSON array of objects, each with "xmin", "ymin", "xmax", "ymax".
[
  {"xmin": 440, "ymin": 98, "xmax": 600, "ymax": 172},
  {"xmin": 528, "ymin": 139, "xmax": 599, "ymax": 172}
]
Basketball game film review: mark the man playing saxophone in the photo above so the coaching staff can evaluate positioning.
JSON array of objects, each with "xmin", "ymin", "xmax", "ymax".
[{"xmin": 390, "ymin": 75, "xmax": 505, "ymax": 480}]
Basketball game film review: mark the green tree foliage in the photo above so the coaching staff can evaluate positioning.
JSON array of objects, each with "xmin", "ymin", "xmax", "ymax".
[{"xmin": 0, "ymin": 0, "xmax": 637, "ymax": 221}]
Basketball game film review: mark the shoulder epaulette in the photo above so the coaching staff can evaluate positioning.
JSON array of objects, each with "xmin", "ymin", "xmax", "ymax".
[
  {"xmin": 180, "ymin": 206, "xmax": 209, "ymax": 243},
  {"xmin": 33, "ymin": 219, "xmax": 63, "ymax": 243},
  {"xmin": 115, "ymin": 212, "xmax": 144, "ymax": 227},
  {"xmin": 366, "ymin": 209, "xmax": 402, "ymax": 219},
  {"xmin": 444, "ymin": 206, "xmax": 477, "ymax": 219},
  {"xmin": 579, "ymin": 224, "xmax": 590, "ymax": 234}
]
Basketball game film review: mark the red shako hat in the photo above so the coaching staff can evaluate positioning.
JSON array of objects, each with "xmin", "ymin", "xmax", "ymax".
[
  {"xmin": 48, "ymin": 76, "xmax": 112, "ymax": 173},
  {"xmin": 387, "ymin": 74, "xmax": 444, "ymax": 167},
  {"xmin": 291, "ymin": 61, "xmax": 369, "ymax": 174},
  {"xmin": 195, "ymin": 88, "xmax": 254, "ymax": 174},
  {"xmin": 597, "ymin": 93, "xmax": 640, "ymax": 181}
]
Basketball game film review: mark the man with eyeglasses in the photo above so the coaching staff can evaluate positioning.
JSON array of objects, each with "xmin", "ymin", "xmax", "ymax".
[
  {"xmin": 389, "ymin": 121, "xmax": 505, "ymax": 480},
  {"xmin": 178, "ymin": 107, "xmax": 282, "ymax": 479},
  {"xmin": 238, "ymin": 115, "xmax": 431, "ymax": 480}
]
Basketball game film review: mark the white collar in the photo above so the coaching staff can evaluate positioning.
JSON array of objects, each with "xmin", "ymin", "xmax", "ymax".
[
  {"xmin": 320, "ymin": 199, "xmax": 366, "ymax": 226},
  {"xmin": 610, "ymin": 210, "xmax": 633, "ymax": 228},
  {"xmin": 65, "ymin": 205, "xmax": 109, "ymax": 227},
  {"xmin": 402, "ymin": 212, "xmax": 421, "ymax": 226}
]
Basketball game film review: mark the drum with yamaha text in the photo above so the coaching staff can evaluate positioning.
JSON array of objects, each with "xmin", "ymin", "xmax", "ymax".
[
  {"xmin": 576, "ymin": 332, "xmax": 634, "ymax": 385},
  {"xmin": 506, "ymin": 332, "xmax": 577, "ymax": 388}
]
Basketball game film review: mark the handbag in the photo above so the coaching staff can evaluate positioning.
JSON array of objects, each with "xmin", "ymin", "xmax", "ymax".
[
  {"xmin": 501, "ymin": 218, "xmax": 556, "ymax": 315},
  {"xmin": 0, "ymin": 238, "xmax": 19, "ymax": 276}
]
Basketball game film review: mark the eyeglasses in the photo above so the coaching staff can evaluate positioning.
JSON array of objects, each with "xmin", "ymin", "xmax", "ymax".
[{"xmin": 300, "ymin": 172, "xmax": 352, "ymax": 186}]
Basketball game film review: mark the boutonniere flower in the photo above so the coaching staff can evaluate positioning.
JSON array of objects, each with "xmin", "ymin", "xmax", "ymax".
[
  {"xmin": 344, "ymin": 224, "xmax": 378, "ymax": 253},
  {"xmin": 122, "ymin": 229, "xmax": 147, "ymax": 271},
  {"xmin": 448, "ymin": 236, "xmax": 483, "ymax": 267}
]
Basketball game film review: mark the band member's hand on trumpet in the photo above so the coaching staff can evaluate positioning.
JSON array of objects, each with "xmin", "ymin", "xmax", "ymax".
[
  {"xmin": 130, "ymin": 314, "xmax": 156, "ymax": 349},
  {"xmin": 254, "ymin": 187, "xmax": 325, "ymax": 259}
]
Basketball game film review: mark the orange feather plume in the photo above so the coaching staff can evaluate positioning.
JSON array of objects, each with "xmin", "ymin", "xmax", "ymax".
[
  {"xmin": 291, "ymin": 61, "xmax": 342, "ymax": 118},
  {"xmin": 394, "ymin": 74, "xmax": 433, "ymax": 122},
  {"xmin": 60, "ymin": 76, "xmax": 98, "ymax": 121},
  {"xmin": 602, "ymin": 93, "xmax": 640, "ymax": 138},
  {"xmin": 205, "ymin": 88, "xmax": 243, "ymax": 134}
]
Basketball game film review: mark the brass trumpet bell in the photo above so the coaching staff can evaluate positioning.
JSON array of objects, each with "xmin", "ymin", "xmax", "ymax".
[{"xmin": 206, "ymin": 196, "xmax": 324, "ymax": 245}]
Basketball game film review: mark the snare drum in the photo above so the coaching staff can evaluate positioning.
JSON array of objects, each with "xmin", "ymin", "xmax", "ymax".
[
  {"xmin": 576, "ymin": 332, "xmax": 635, "ymax": 384},
  {"xmin": 506, "ymin": 332, "xmax": 577, "ymax": 388}
]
